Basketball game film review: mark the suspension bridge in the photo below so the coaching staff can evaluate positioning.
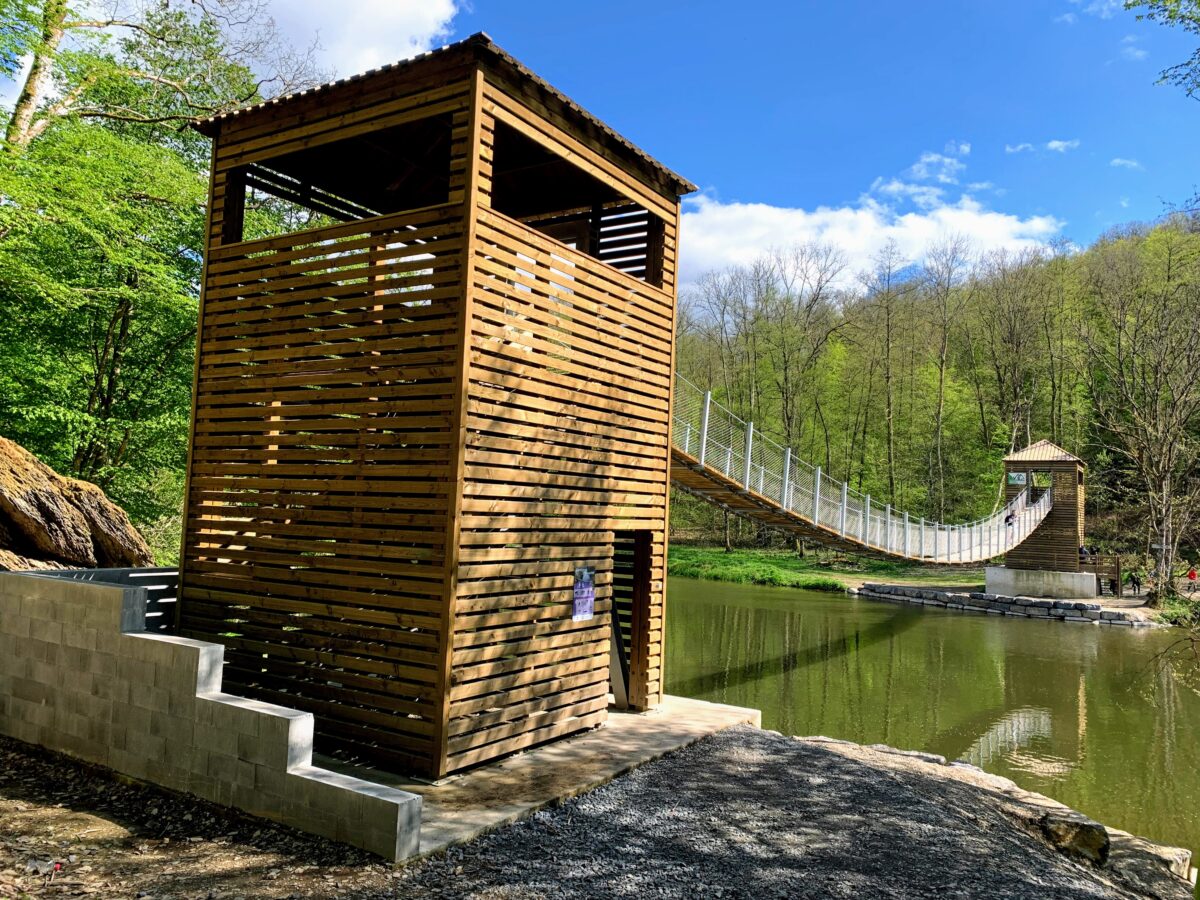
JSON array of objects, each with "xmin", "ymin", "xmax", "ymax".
[{"xmin": 668, "ymin": 374, "xmax": 1054, "ymax": 565}]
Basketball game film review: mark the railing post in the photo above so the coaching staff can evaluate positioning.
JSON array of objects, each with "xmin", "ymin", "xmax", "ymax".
[
  {"xmin": 919, "ymin": 518, "xmax": 925, "ymax": 558},
  {"xmin": 812, "ymin": 466, "xmax": 822, "ymax": 522},
  {"xmin": 933, "ymin": 525, "xmax": 939, "ymax": 562},
  {"xmin": 683, "ymin": 423, "xmax": 693, "ymax": 455},
  {"xmin": 698, "ymin": 391, "xmax": 712, "ymax": 467},
  {"xmin": 742, "ymin": 423, "xmax": 754, "ymax": 490},
  {"xmin": 884, "ymin": 503, "xmax": 892, "ymax": 552},
  {"xmin": 781, "ymin": 449, "xmax": 792, "ymax": 512},
  {"xmin": 862, "ymin": 495, "xmax": 871, "ymax": 544},
  {"xmin": 903, "ymin": 511, "xmax": 910, "ymax": 557},
  {"xmin": 839, "ymin": 484, "xmax": 848, "ymax": 536},
  {"xmin": 724, "ymin": 445, "xmax": 733, "ymax": 478}
]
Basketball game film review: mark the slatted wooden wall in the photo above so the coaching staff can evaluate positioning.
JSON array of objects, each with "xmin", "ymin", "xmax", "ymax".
[
  {"xmin": 181, "ymin": 43, "xmax": 685, "ymax": 778},
  {"xmin": 179, "ymin": 54, "xmax": 478, "ymax": 776},
  {"xmin": 441, "ymin": 81, "xmax": 678, "ymax": 772},
  {"xmin": 1003, "ymin": 462, "xmax": 1084, "ymax": 573}
]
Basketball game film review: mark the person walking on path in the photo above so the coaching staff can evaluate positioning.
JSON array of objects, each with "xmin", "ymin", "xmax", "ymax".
[
  {"xmin": 1188, "ymin": 565, "xmax": 1198, "ymax": 595},
  {"xmin": 1128, "ymin": 571, "xmax": 1141, "ymax": 596}
]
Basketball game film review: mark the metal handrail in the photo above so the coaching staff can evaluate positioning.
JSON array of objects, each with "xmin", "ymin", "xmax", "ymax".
[{"xmin": 671, "ymin": 373, "xmax": 1053, "ymax": 563}]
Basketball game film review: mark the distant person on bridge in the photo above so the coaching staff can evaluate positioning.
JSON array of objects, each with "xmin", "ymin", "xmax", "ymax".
[
  {"xmin": 1004, "ymin": 511, "xmax": 1015, "ymax": 528},
  {"xmin": 1079, "ymin": 545, "xmax": 1089, "ymax": 562}
]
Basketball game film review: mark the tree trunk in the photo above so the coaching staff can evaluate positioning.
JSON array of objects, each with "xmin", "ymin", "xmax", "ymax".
[{"xmin": 5, "ymin": 1, "xmax": 69, "ymax": 150}]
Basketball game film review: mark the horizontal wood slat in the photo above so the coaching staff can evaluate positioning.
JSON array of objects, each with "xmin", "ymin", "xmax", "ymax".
[
  {"xmin": 182, "ymin": 51, "xmax": 683, "ymax": 778},
  {"xmin": 181, "ymin": 203, "xmax": 468, "ymax": 771}
]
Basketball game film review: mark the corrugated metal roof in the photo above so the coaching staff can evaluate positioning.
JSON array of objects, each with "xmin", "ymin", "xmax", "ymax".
[
  {"xmin": 192, "ymin": 32, "xmax": 697, "ymax": 196},
  {"xmin": 1004, "ymin": 440, "xmax": 1082, "ymax": 464}
]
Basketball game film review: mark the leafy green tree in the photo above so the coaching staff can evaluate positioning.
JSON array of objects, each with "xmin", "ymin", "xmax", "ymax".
[
  {"xmin": 0, "ymin": 121, "xmax": 203, "ymax": 521},
  {"xmin": 0, "ymin": 1, "xmax": 319, "ymax": 561},
  {"xmin": 3, "ymin": 0, "xmax": 318, "ymax": 151},
  {"xmin": 1127, "ymin": 0, "xmax": 1200, "ymax": 99}
]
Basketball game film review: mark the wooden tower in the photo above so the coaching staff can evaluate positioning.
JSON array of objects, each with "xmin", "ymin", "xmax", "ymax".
[
  {"xmin": 1002, "ymin": 440, "xmax": 1085, "ymax": 573},
  {"xmin": 177, "ymin": 33, "xmax": 695, "ymax": 778}
]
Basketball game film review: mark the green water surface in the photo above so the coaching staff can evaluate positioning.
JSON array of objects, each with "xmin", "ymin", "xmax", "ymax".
[{"xmin": 664, "ymin": 577, "xmax": 1200, "ymax": 868}]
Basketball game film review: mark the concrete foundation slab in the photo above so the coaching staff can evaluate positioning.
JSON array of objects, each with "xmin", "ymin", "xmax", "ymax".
[
  {"xmin": 319, "ymin": 695, "xmax": 760, "ymax": 857},
  {"xmin": 986, "ymin": 566, "xmax": 1098, "ymax": 600}
]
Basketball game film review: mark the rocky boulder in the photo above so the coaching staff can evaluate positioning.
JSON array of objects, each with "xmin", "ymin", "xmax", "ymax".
[{"xmin": 0, "ymin": 436, "xmax": 153, "ymax": 571}]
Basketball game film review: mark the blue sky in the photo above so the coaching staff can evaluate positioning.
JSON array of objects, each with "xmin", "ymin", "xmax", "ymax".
[{"xmin": 6, "ymin": 1, "xmax": 1197, "ymax": 282}]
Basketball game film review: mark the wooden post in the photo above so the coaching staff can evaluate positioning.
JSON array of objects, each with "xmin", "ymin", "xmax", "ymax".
[
  {"xmin": 743, "ymin": 423, "xmax": 754, "ymax": 489},
  {"xmin": 812, "ymin": 466, "xmax": 822, "ymax": 522},
  {"xmin": 781, "ymin": 448, "xmax": 792, "ymax": 511},
  {"xmin": 698, "ymin": 391, "xmax": 712, "ymax": 467}
]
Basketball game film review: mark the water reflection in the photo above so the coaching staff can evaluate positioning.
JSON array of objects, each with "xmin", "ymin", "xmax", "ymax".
[
  {"xmin": 958, "ymin": 707, "xmax": 1055, "ymax": 770},
  {"xmin": 665, "ymin": 577, "xmax": 1200, "ymax": 865}
]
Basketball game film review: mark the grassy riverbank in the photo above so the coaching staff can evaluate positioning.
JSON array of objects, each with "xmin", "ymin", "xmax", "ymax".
[
  {"xmin": 667, "ymin": 545, "xmax": 985, "ymax": 593},
  {"xmin": 1155, "ymin": 594, "xmax": 1200, "ymax": 628}
]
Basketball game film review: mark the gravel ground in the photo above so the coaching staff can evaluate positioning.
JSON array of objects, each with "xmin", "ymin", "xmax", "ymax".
[{"xmin": 0, "ymin": 727, "xmax": 1189, "ymax": 899}]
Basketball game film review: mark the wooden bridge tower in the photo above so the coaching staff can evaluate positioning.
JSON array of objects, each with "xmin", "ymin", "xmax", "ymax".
[
  {"xmin": 988, "ymin": 440, "xmax": 1102, "ymax": 598},
  {"xmin": 1002, "ymin": 440, "xmax": 1085, "ymax": 573},
  {"xmin": 176, "ymin": 34, "xmax": 695, "ymax": 778}
]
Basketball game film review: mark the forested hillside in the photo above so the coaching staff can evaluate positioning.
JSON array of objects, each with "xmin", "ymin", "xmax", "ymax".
[{"xmin": 672, "ymin": 227, "xmax": 1200, "ymax": 589}]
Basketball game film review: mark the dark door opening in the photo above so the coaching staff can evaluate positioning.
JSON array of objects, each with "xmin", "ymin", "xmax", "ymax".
[{"xmin": 611, "ymin": 530, "xmax": 651, "ymax": 709}]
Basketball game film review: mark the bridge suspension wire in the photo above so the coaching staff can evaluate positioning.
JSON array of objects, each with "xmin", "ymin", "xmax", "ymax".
[{"xmin": 670, "ymin": 373, "xmax": 1053, "ymax": 564}]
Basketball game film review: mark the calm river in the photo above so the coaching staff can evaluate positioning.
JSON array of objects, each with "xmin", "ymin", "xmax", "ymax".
[{"xmin": 665, "ymin": 577, "xmax": 1200, "ymax": 869}]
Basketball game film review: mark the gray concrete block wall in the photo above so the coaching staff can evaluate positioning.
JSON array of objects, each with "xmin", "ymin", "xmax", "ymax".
[{"xmin": 0, "ymin": 571, "xmax": 421, "ymax": 860}]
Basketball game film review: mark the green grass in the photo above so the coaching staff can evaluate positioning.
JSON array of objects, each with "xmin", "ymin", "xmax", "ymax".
[
  {"xmin": 1154, "ymin": 593, "xmax": 1200, "ymax": 628},
  {"xmin": 666, "ymin": 545, "xmax": 985, "ymax": 593}
]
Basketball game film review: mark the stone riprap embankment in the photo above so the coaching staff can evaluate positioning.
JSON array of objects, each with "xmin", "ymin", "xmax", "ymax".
[{"xmin": 858, "ymin": 583, "xmax": 1161, "ymax": 627}]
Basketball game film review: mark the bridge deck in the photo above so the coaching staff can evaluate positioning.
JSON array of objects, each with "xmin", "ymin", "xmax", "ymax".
[
  {"xmin": 671, "ymin": 448, "xmax": 940, "ymax": 562},
  {"xmin": 669, "ymin": 374, "xmax": 1055, "ymax": 565}
]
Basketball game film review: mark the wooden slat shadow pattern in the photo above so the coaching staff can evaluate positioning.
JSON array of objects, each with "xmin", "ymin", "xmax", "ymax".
[
  {"xmin": 180, "ymin": 207, "xmax": 465, "ymax": 772},
  {"xmin": 446, "ymin": 208, "xmax": 673, "ymax": 770}
]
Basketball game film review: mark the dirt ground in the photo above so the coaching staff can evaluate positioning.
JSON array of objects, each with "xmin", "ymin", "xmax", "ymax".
[{"xmin": 0, "ymin": 735, "xmax": 387, "ymax": 899}]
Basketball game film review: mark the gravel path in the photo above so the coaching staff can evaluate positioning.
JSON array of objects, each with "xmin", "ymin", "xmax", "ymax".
[
  {"xmin": 391, "ymin": 727, "xmax": 1181, "ymax": 900},
  {"xmin": 1, "ymin": 728, "xmax": 1189, "ymax": 899}
]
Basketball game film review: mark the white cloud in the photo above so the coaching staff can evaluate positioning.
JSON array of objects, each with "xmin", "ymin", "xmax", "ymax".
[
  {"xmin": 1069, "ymin": 0, "xmax": 1123, "ymax": 19},
  {"xmin": 869, "ymin": 178, "xmax": 946, "ymax": 210},
  {"xmin": 967, "ymin": 181, "xmax": 995, "ymax": 192},
  {"xmin": 945, "ymin": 139, "xmax": 971, "ymax": 156},
  {"xmin": 1120, "ymin": 197, "xmax": 1130, "ymax": 208},
  {"xmin": 679, "ymin": 194, "xmax": 1063, "ymax": 286},
  {"xmin": 1055, "ymin": 12, "xmax": 1078, "ymax": 24},
  {"xmin": 269, "ymin": 0, "xmax": 460, "ymax": 77},
  {"xmin": 1120, "ymin": 35, "xmax": 1148, "ymax": 61},
  {"xmin": 1005, "ymin": 142, "xmax": 1035, "ymax": 154},
  {"xmin": 1046, "ymin": 139, "xmax": 1081, "ymax": 152},
  {"xmin": 907, "ymin": 151, "xmax": 966, "ymax": 184},
  {"xmin": 1110, "ymin": 157, "xmax": 1143, "ymax": 169}
]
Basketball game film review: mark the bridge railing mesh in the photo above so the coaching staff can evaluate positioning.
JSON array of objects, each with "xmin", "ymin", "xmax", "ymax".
[{"xmin": 672, "ymin": 373, "xmax": 1053, "ymax": 563}]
